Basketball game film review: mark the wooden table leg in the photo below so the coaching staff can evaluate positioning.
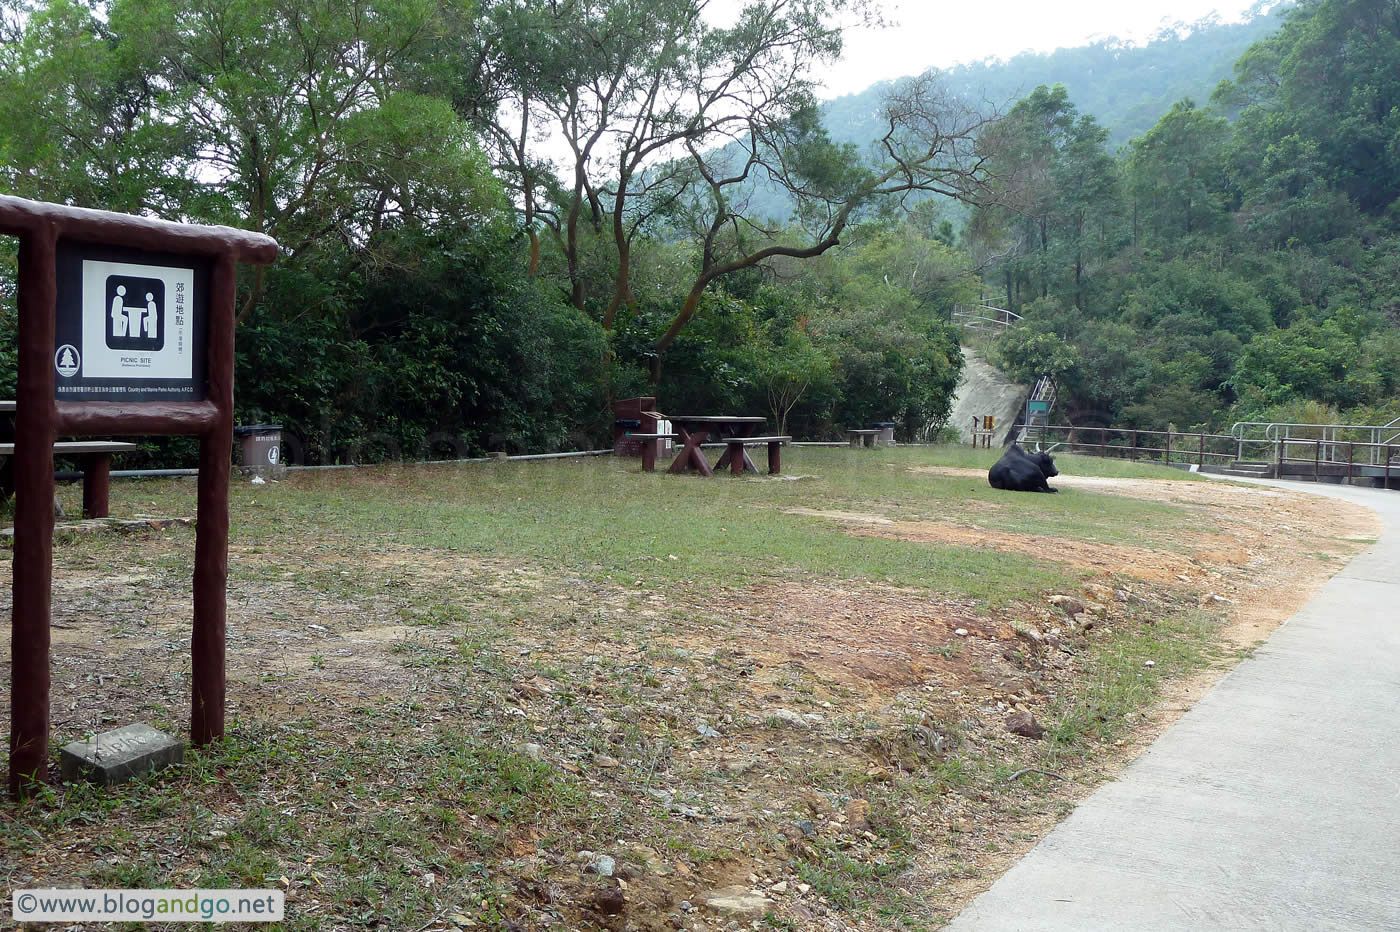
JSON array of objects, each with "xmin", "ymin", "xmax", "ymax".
[
  {"xmin": 641, "ymin": 437, "xmax": 657, "ymax": 472},
  {"xmin": 729, "ymin": 441, "xmax": 745, "ymax": 476},
  {"xmin": 81, "ymin": 452, "xmax": 112, "ymax": 518},
  {"xmin": 667, "ymin": 427, "xmax": 714, "ymax": 477},
  {"xmin": 768, "ymin": 441, "xmax": 781, "ymax": 475},
  {"xmin": 715, "ymin": 426, "xmax": 762, "ymax": 474},
  {"xmin": 714, "ymin": 443, "xmax": 733, "ymax": 470}
]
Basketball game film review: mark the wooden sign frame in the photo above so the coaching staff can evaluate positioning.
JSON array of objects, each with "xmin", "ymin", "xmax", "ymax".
[{"xmin": 0, "ymin": 195, "xmax": 277, "ymax": 797}]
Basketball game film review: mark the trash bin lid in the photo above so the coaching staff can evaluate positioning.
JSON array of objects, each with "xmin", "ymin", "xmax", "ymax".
[{"xmin": 234, "ymin": 424, "xmax": 283, "ymax": 436}]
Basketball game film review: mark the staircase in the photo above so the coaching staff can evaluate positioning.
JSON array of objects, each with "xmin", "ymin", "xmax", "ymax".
[
  {"xmin": 1014, "ymin": 376, "xmax": 1057, "ymax": 446},
  {"xmin": 1211, "ymin": 460, "xmax": 1276, "ymax": 479}
]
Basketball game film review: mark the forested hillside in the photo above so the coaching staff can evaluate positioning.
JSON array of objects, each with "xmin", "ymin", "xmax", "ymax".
[
  {"xmin": 1, "ymin": 0, "xmax": 1397, "ymax": 464},
  {"xmin": 980, "ymin": 0, "xmax": 1400, "ymax": 430},
  {"xmin": 824, "ymin": 3, "xmax": 1291, "ymax": 151}
]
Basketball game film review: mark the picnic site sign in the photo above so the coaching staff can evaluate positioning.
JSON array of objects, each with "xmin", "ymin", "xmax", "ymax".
[
  {"xmin": 54, "ymin": 243, "xmax": 209, "ymax": 401},
  {"xmin": 0, "ymin": 194, "xmax": 277, "ymax": 799}
]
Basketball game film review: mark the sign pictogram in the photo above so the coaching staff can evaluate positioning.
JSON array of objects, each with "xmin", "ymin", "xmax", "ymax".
[
  {"xmin": 54, "ymin": 344, "xmax": 80, "ymax": 378},
  {"xmin": 104, "ymin": 276, "xmax": 165, "ymax": 351},
  {"xmin": 54, "ymin": 243, "xmax": 208, "ymax": 401}
]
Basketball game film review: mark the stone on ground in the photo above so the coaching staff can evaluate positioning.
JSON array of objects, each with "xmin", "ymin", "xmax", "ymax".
[{"xmin": 59, "ymin": 723, "xmax": 184, "ymax": 785}]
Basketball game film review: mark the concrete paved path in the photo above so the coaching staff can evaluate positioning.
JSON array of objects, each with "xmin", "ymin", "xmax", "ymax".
[{"xmin": 946, "ymin": 479, "xmax": 1400, "ymax": 932}]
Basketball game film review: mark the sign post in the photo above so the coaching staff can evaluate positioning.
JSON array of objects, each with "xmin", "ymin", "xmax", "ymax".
[{"xmin": 1, "ymin": 196, "xmax": 277, "ymax": 797}]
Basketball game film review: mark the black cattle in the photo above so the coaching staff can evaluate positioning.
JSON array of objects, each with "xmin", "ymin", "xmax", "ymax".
[{"xmin": 988, "ymin": 443, "xmax": 1059, "ymax": 493}]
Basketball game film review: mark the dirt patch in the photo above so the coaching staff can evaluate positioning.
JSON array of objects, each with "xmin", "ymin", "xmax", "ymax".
[
  {"xmin": 857, "ymin": 519, "xmax": 1206, "ymax": 583},
  {"xmin": 783, "ymin": 506, "xmax": 894, "ymax": 525},
  {"xmin": 685, "ymin": 581, "xmax": 1015, "ymax": 698}
]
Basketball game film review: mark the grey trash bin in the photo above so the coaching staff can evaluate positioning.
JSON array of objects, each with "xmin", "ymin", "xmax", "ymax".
[{"xmin": 234, "ymin": 424, "xmax": 285, "ymax": 479}]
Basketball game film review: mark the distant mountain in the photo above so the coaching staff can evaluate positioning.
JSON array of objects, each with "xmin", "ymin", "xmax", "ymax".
[
  {"xmin": 742, "ymin": 4, "xmax": 1291, "ymax": 222},
  {"xmin": 823, "ymin": 4, "xmax": 1292, "ymax": 152}
]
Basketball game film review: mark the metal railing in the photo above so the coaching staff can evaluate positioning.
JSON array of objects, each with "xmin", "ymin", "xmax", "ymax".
[
  {"xmin": 1021, "ymin": 423, "xmax": 1400, "ymax": 488},
  {"xmin": 1231, "ymin": 419, "xmax": 1400, "ymax": 466},
  {"xmin": 952, "ymin": 304, "xmax": 1022, "ymax": 332},
  {"xmin": 1022, "ymin": 424, "xmax": 1240, "ymax": 465},
  {"xmin": 1270, "ymin": 437, "xmax": 1399, "ymax": 483},
  {"xmin": 1014, "ymin": 376, "xmax": 1057, "ymax": 445}
]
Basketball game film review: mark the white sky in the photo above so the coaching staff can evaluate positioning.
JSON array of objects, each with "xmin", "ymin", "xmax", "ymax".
[{"xmin": 808, "ymin": 0, "xmax": 1270, "ymax": 99}]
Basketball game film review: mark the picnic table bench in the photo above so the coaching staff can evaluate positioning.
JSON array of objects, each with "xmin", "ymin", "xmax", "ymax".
[
  {"xmin": 0, "ymin": 440, "xmax": 138, "ymax": 518},
  {"xmin": 720, "ymin": 435, "xmax": 791, "ymax": 475},
  {"xmin": 1, "ymin": 400, "xmax": 138, "ymax": 518},
  {"xmin": 666, "ymin": 415, "xmax": 769, "ymax": 477},
  {"xmin": 847, "ymin": 429, "xmax": 882, "ymax": 448}
]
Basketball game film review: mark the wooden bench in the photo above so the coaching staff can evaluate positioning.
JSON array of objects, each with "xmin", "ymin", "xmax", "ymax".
[
  {"xmin": 626, "ymin": 432, "xmax": 679, "ymax": 472},
  {"xmin": 722, "ymin": 436, "xmax": 791, "ymax": 476},
  {"xmin": 0, "ymin": 441, "xmax": 138, "ymax": 518},
  {"xmin": 846, "ymin": 429, "xmax": 881, "ymax": 449}
]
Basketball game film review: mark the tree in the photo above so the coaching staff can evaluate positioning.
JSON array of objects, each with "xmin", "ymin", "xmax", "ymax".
[
  {"xmin": 465, "ymin": 0, "xmax": 854, "ymax": 324},
  {"xmin": 749, "ymin": 327, "xmax": 835, "ymax": 436},
  {"xmin": 971, "ymin": 85, "xmax": 1121, "ymax": 310},
  {"xmin": 650, "ymin": 71, "xmax": 994, "ymax": 381},
  {"xmin": 990, "ymin": 322, "xmax": 1080, "ymax": 386},
  {"xmin": 1125, "ymin": 99, "xmax": 1231, "ymax": 243},
  {"xmin": 1, "ymin": 0, "xmax": 496, "ymax": 324},
  {"xmin": 0, "ymin": 0, "xmax": 198, "ymax": 212}
]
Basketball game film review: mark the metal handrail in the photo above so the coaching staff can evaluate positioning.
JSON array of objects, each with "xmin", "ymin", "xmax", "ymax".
[
  {"xmin": 1232, "ymin": 419, "xmax": 1400, "ymax": 440},
  {"xmin": 952, "ymin": 304, "xmax": 1023, "ymax": 331},
  {"xmin": 1014, "ymin": 377, "xmax": 1057, "ymax": 445},
  {"xmin": 1019, "ymin": 424, "xmax": 1240, "ymax": 466},
  {"xmin": 1231, "ymin": 419, "xmax": 1400, "ymax": 466},
  {"xmin": 1023, "ymin": 423, "xmax": 1399, "ymax": 487}
]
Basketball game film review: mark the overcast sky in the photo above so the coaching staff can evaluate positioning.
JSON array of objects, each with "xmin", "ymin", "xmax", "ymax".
[{"xmin": 807, "ymin": 0, "xmax": 1270, "ymax": 99}]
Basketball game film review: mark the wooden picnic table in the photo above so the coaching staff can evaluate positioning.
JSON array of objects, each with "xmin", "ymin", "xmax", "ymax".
[
  {"xmin": 666, "ymin": 415, "xmax": 768, "ymax": 477},
  {"xmin": 0, "ymin": 440, "xmax": 138, "ymax": 517}
]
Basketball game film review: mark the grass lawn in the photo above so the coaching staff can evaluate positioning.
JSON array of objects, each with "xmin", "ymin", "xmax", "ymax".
[{"xmin": 0, "ymin": 444, "xmax": 1362, "ymax": 931}]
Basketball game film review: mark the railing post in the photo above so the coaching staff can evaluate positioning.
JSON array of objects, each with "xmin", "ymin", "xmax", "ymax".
[
  {"xmin": 1386, "ymin": 445, "xmax": 1392, "ymax": 488},
  {"xmin": 1347, "ymin": 442, "xmax": 1354, "ymax": 483},
  {"xmin": 1131, "ymin": 429, "xmax": 1138, "ymax": 462},
  {"xmin": 1275, "ymin": 437, "xmax": 1283, "ymax": 477},
  {"xmin": 1100, "ymin": 427, "xmax": 1107, "ymax": 459},
  {"xmin": 1315, "ymin": 439, "xmax": 1320, "ymax": 482},
  {"xmin": 1198, "ymin": 431, "xmax": 1205, "ymax": 468},
  {"xmin": 1069, "ymin": 426, "xmax": 1076, "ymax": 454},
  {"xmin": 1165, "ymin": 430, "xmax": 1171, "ymax": 466}
]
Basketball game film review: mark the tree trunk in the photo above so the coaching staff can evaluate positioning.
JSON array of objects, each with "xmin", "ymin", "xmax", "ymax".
[
  {"xmin": 1039, "ymin": 216, "xmax": 1048, "ymax": 299},
  {"xmin": 604, "ymin": 214, "xmax": 632, "ymax": 330}
]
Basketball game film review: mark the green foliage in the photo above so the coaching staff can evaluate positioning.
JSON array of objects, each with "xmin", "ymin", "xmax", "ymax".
[
  {"xmin": 991, "ymin": 322, "xmax": 1080, "ymax": 386},
  {"xmin": 972, "ymin": 1, "xmax": 1400, "ymax": 432},
  {"xmin": 1231, "ymin": 311, "xmax": 1400, "ymax": 411},
  {"xmin": 1125, "ymin": 100, "xmax": 1232, "ymax": 243},
  {"xmin": 237, "ymin": 226, "xmax": 609, "ymax": 462}
]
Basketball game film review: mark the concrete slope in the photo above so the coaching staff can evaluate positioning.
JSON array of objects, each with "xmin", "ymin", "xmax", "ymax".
[
  {"xmin": 949, "ymin": 348, "xmax": 1029, "ymax": 446},
  {"xmin": 946, "ymin": 479, "xmax": 1400, "ymax": 932}
]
